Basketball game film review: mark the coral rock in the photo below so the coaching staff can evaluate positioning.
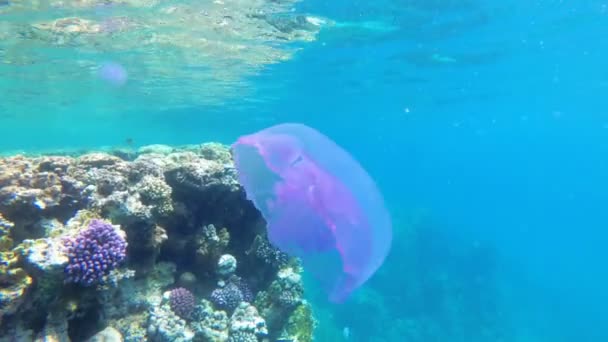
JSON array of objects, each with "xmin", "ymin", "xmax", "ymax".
[{"xmin": 34, "ymin": 312, "xmax": 70, "ymax": 342}]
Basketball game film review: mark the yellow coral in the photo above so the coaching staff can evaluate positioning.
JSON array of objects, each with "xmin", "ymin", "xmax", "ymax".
[
  {"xmin": 0, "ymin": 213, "xmax": 13, "ymax": 252},
  {"xmin": 0, "ymin": 264, "xmax": 33, "ymax": 318},
  {"xmin": 284, "ymin": 303, "xmax": 316, "ymax": 342}
]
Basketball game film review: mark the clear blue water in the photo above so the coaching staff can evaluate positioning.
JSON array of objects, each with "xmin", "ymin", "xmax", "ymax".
[{"xmin": 2, "ymin": 0, "xmax": 608, "ymax": 340}]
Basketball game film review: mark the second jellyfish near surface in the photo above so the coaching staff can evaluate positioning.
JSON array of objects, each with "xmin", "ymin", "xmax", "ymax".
[{"xmin": 232, "ymin": 123, "xmax": 392, "ymax": 303}]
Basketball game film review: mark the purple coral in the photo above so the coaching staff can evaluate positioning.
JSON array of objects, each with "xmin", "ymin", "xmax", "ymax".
[
  {"xmin": 210, "ymin": 283, "xmax": 243, "ymax": 312},
  {"xmin": 210, "ymin": 276, "xmax": 254, "ymax": 312},
  {"xmin": 64, "ymin": 219, "xmax": 127, "ymax": 286},
  {"xmin": 169, "ymin": 287, "xmax": 196, "ymax": 320}
]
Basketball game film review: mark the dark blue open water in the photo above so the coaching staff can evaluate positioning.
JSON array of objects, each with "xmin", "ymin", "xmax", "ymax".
[{"xmin": 2, "ymin": 0, "xmax": 608, "ymax": 341}]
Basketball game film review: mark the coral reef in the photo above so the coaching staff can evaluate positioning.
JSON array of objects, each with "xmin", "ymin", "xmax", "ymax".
[{"xmin": 0, "ymin": 143, "xmax": 314, "ymax": 341}]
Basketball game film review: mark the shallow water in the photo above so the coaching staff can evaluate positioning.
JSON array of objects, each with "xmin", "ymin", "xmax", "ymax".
[{"xmin": 2, "ymin": 0, "xmax": 608, "ymax": 341}]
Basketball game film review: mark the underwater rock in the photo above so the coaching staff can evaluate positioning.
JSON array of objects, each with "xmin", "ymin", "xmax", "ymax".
[
  {"xmin": 34, "ymin": 311, "xmax": 69, "ymax": 342},
  {"xmin": 32, "ymin": 17, "xmax": 102, "ymax": 35},
  {"xmin": 177, "ymin": 271, "xmax": 197, "ymax": 290},
  {"xmin": 87, "ymin": 326, "xmax": 124, "ymax": 342},
  {"xmin": 263, "ymin": 14, "xmax": 322, "ymax": 34},
  {"xmin": 137, "ymin": 144, "xmax": 175, "ymax": 155},
  {"xmin": 4, "ymin": 322, "xmax": 36, "ymax": 341}
]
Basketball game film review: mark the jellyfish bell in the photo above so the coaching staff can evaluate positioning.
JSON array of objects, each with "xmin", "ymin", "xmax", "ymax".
[
  {"xmin": 232, "ymin": 123, "xmax": 392, "ymax": 302},
  {"xmin": 97, "ymin": 61, "xmax": 128, "ymax": 87}
]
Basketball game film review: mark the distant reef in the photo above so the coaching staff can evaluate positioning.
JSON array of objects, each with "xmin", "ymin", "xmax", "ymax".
[{"xmin": 0, "ymin": 143, "xmax": 314, "ymax": 342}]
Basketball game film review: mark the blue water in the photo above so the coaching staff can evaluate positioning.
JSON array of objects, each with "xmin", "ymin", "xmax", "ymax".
[{"xmin": 2, "ymin": 0, "xmax": 608, "ymax": 340}]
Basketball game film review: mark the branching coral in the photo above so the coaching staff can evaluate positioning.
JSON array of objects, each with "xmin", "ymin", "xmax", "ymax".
[{"xmin": 63, "ymin": 219, "xmax": 127, "ymax": 286}]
